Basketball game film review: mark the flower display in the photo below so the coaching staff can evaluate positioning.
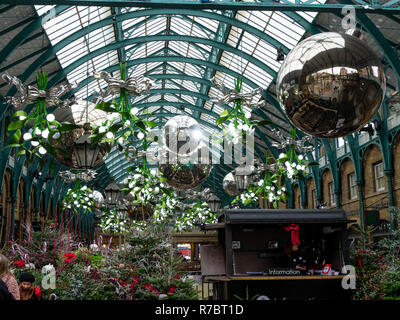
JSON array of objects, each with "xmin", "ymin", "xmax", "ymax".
[
  {"xmin": 13, "ymin": 260, "xmax": 25, "ymax": 268},
  {"xmin": 64, "ymin": 253, "xmax": 77, "ymax": 264}
]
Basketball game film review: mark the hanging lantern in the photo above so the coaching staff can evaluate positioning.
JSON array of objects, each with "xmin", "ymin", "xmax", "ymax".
[
  {"xmin": 207, "ymin": 193, "xmax": 221, "ymax": 213},
  {"xmin": 51, "ymin": 99, "xmax": 108, "ymax": 169},
  {"xmin": 233, "ymin": 164, "xmax": 254, "ymax": 192},
  {"xmin": 73, "ymin": 123, "xmax": 101, "ymax": 169},
  {"xmin": 104, "ymin": 178, "xmax": 121, "ymax": 206}
]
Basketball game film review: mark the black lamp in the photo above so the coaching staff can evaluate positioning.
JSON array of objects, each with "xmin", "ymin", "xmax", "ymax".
[
  {"xmin": 104, "ymin": 177, "xmax": 121, "ymax": 206},
  {"xmin": 233, "ymin": 165, "xmax": 253, "ymax": 192},
  {"xmin": 73, "ymin": 123, "xmax": 100, "ymax": 169},
  {"xmin": 207, "ymin": 193, "xmax": 221, "ymax": 213}
]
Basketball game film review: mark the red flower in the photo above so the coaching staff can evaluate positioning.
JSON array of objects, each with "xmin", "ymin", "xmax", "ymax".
[
  {"xmin": 63, "ymin": 253, "xmax": 77, "ymax": 264},
  {"xmin": 34, "ymin": 286, "xmax": 42, "ymax": 299},
  {"xmin": 168, "ymin": 286, "xmax": 175, "ymax": 294},
  {"xmin": 144, "ymin": 284, "xmax": 159, "ymax": 294},
  {"xmin": 173, "ymin": 274, "xmax": 180, "ymax": 280},
  {"xmin": 132, "ymin": 277, "xmax": 140, "ymax": 287},
  {"xmin": 13, "ymin": 260, "xmax": 25, "ymax": 268}
]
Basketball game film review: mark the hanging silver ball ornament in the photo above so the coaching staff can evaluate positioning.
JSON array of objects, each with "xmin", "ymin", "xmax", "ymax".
[
  {"xmin": 163, "ymin": 115, "xmax": 203, "ymax": 155},
  {"xmin": 51, "ymin": 99, "xmax": 109, "ymax": 168},
  {"xmin": 276, "ymin": 32, "xmax": 386, "ymax": 138},
  {"xmin": 223, "ymin": 172, "xmax": 241, "ymax": 196},
  {"xmin": 158, "ymin": 143, "xmax": 211, "ymax": 190},
  {"xmin": 91, "ymin": 190, "xmax": 104, "ymax": 209}
]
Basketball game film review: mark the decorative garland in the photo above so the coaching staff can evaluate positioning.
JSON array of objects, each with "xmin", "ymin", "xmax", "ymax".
[
  {"xmin": 3, "ymin": 72, "xmax": 80, "ymax": 164},
  {"xmin": 99, "ymin": 207, "xmax": 131, "ymax": 234},
  {"xmin": 62, "ymin": 180, "xmax": 96, "ymax": 214},
  {"xmin": 233, "ymin": 130, "xmax": 315, "ymax": 207},
  {"xmin": 90, "ymin": 63, "xmax": 157, "ymax": 158}
]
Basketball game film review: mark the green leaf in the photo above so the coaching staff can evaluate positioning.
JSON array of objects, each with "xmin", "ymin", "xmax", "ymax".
[
  {"xmin": 109, "ymin": 123, "xmax": 122, "ymax": 133},
  {"xmin": 7, "ymin": 120, "xmax": 24, "ymax": 131},
  {"xmin": 95, "ymin": 102, "xmax": 116, "ymax": 113},
  {"xmin": 12, "ymin": 110, "xmax": 27, "ymax": 118},
  {"xmin": 143, "ymin": 121, "xmax": 158, "ymax": 128},
  {"xmin": 16, "ymin": 150, "xmax": 26, "ymax": 157},
  {"xmin": 11, "ymin": 129, "xmax": 22, "ymax": 144},
  {"xmin": 220, "ymin": 109, "xmax": 229, "ymax": 117},
  {"xmin": 255, "ymin": 120, "xmax": 273, "ymax": 127},
  {"xmin": 2, "ymin": 143, "xmax": 21, "ymax": 150},
  {"xmin": 216, "ymin": 115, "xmax": 232, "ymax": 126},
  {"xmin": 58, "ymin": 122, "xmax": 81, "ymax": 132},
  {"xmin": 135, "ymin": 121, "xmax": 146, "ymax": 131}
]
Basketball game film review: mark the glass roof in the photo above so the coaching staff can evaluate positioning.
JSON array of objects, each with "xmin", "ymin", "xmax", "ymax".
[{"xmin": 33, "ymin": 1, "xmax": 329, "ymax": 181}]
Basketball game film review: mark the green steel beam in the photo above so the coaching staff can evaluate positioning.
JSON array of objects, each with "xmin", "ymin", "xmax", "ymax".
[
  {"xmin": 16, "ymin": 8, "xmax": 289, "ymax": 88},
  {"xmin": 113, "ymin": 7, "xmax": 126, "ymax": 63},
  {"xmin": 7, "ymin": 1, "xmax": 400, "ymax": 13},
  {"xmin": 194, "ymin": 9, "xmax": 234, "ymax": 119},
  {"xmin": 0, "ymin": 5, "xmax": 69, "ymax": 68},
  {"xmin": 62, "ymin": 55, "xmax": 275, "ymax": 102},
  {"xmin": 0, "ymin": 16, "xmax": 36, "ymax": 38}
]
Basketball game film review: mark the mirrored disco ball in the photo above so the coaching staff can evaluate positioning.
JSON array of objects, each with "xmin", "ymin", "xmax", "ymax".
[
  {"xmin": 163, "ymin": 115, "xmax": 203, "ymax": 155},
  {"xmin": 158, "ymin": 144, "xmax": 211, "ymax": 190},
  {"xmin": 223, "ymin": 172, "xmax": 241, "ymax": 196},
  {"xmin": 276, "ymin": 32, "xmax": 386, "ymax": 138}
]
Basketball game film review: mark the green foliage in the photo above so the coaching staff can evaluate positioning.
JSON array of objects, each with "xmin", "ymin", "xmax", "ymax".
[
  {"xmin": 62, "ymin": 180, "xmax": 95, "ymax": 214},
  {"xmin": 350, "ymin": 207, "xmax": 400, "ymax": 300}
]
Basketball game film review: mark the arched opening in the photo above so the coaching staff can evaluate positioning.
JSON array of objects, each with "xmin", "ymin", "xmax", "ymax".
[
  {"xmin": 293, "ymin": 184, "xmax": 301, "ymax": 209},
  {"xmin": 0, "ymin": 169, "xmax": 12, "ymax": 247},
  {"xmin": 362, "ymin": 143, "xmax": 389, "ymax": 223},
  {"xmin": 339, "ymin": 157, "xmax": 358, "ymax": 214},
  {"xmin": 14, "ymin": 177, "xmax": 25, "ymax": 243}
]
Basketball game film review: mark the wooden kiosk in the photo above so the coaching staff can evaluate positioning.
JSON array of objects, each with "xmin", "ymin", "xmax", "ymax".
[{"xmin": 200, "ymin": 209, "xmax": 354, "ymax": 300}]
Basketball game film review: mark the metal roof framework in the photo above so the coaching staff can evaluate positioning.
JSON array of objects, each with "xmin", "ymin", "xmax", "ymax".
[{"xmin": 0, "ymin": 0, "xmax": 399, "ymax": 204}]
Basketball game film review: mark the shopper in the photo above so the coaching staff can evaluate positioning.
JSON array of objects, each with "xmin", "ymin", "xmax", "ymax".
[
  {"xmin": 19, "ymin": 272, "xmax": 41, "ymax": 300},
  {"xmin": 0, "ymin": 253, "xmax": 20, "ymax": 300},
  {"xmin": 0, "ymin": 277, "xmax": 15, "ymax": 300}
]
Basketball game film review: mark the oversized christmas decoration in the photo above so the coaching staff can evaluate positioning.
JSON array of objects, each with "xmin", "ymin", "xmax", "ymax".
[
  {"xmin": 276, "ymin": 32, "xmax": 386, "ymax": 138},
  {"xmin": 158, "ymin": 143, "xmax": 211, "ymax": 190},
  {"xmin": 163, "ymin": 115, "xmax": 203, "ymax": 155},
  {"xmin": 223, "ymin": 172, "xmax": 241, "ymax": 196},
  {"xmin": 51, "ymin": 99, "xmax": 108, "ymax": 168}
]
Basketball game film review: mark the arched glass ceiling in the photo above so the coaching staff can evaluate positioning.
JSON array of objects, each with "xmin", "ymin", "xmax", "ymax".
[{"xmin": 10, "ymin": 1, "xmax": 392, "ymax": 197}]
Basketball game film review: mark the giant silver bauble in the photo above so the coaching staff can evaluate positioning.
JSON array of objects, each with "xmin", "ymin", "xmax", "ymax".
[
  {"xmin": 276, "ymin": 32, "xmax": 386, "ymax": 138},
  {"xmin": 158, "ymin": 144, "xmax": 211, "ymax": 190},
  {"xmin": 91, "ymin": 190, "xmax": 104, "ymax": 209},
  {"xmin": 223, "ymin": 172, "xmax": 241, "ymax": 196},
  {"xmin": 52, "ymin": 99, "xmax": 108, "ymax": 168},
  {"xmin": 163, "ymin": 115, "xmax": 203, "ymax": 155}
]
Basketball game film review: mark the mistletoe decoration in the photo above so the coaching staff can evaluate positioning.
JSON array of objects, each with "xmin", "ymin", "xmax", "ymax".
[
  {"xmin": 62, "ymin": 180, "xmax": 96, "ymax": 214},
  {"xmin": 90, "ymin": 63, "xmax": 158, "ymax": 158},
  {"xmin": 212, "ymin": 77, "xmax": 271, "ymax": 144},
  {"xmin": 123, "ymin": 165, "xmax": 172, "ymax": 206},
  {"xmin": 233, "ymin": 130, "xmax": 316, "ymax": 208},
  {"xmin": 2, "ymin": 71, "xmax": 80, "ymax": 164},
  {"xmin": 99, "ymin": 207, "xmax": 131, "ymax": 234},
  {"xmin": 152, "ymin": 194, "xmax": 217, "ymax": 232}
]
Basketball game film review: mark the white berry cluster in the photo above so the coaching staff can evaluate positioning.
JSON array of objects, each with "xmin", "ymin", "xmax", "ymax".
[
  {"xmin": 99, "ymin": 208, "xmax": 130, "ymax": 234},
  {"xmin": 63, "ymin": 184, "xmax": 95, "ymax": 214}
]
